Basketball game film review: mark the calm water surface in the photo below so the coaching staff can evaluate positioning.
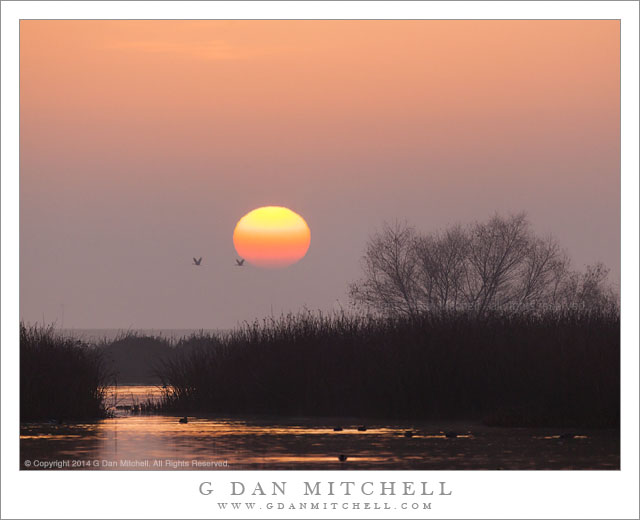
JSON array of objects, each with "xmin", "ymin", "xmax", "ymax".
[{"xmin": 20, "ymin": 386, "xmax": 619, "ymax": 470}]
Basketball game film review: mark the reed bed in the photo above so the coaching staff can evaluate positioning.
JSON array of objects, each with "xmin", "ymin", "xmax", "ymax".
[
  {"xmin": 154, "ymin": 310, "xmax": 620, "ymax": 427},
  {"xmin": 20, "ymin": 323, "xmax": 110, "ymax": 421}
]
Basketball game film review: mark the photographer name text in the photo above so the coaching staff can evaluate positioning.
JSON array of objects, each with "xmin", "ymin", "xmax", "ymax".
[{"xmin": 199, "ymin": 480, "xmax": 452, "ymax": 497}]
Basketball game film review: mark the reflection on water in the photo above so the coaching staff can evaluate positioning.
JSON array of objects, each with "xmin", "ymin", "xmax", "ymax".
[
  {"xmin": 20, "ymin": 386, "xmax": 619, "ymax": 470},
  {"xmin": 105, "ymin": 385, "xmax": 164, "ymax": 409}
]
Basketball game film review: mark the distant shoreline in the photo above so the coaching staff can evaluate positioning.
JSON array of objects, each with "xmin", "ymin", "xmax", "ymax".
[{"xmin": 56, "ymin": 328, "xmax": 229, "ymax": 342}]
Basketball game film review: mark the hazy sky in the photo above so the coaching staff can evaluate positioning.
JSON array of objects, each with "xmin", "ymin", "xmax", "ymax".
[{"xmin": 20, "ymin": 20, "xmax": 620, "ymax": 329}]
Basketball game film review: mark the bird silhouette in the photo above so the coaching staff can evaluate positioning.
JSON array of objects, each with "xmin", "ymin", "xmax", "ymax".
[
  {"xmin": 338, "ymin": 455, "xmax": 348, "ymax": 462},
  {"xmin": 193, "ymin": 257, "xmax": 202, "ymax": 266},
  {"xmin": 235, "ymin": 258, "xmax": 245, "ymax": 266},
  {"xmin": 179, "ymin": 416, "xmax": 188, "ymax": 424},
  {"xmin": 404, "ymin": 430, "xmax": 414, "ymax": 438},
  {"xmin": 357, "ymin": 425, "xmax": 367, "ymax": 432}
]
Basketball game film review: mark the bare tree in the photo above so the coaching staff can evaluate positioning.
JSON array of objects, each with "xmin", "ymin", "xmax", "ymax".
[
  {"xmin": 348, "ymin": 222, "xmax": 421, "ymax": 316},
  {"xmin": 349, "ymin": 214, "xmax": 617, "ymax": 316},
  {"xmin": 412, "ymin": 225, "xmax": 469, "ymax": 311},
  {"xmin": 513, "ymin": 235, "xmax": 568, "ymax": 311},
  {"xmin": 553, "ymin": 262, "xmax": 618, "ymax": 311},
  {"xmin": 465, "ymin": 213, "xmax": 531, "ymax": 313}
]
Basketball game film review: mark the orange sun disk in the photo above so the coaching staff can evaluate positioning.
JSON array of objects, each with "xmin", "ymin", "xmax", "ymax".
[{"xmin": 233, "ymin": 206, "xmax": 311, "ymax": 268}]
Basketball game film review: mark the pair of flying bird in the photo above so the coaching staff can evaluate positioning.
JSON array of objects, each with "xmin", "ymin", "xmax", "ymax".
[{"xmin": 192, "ymin": 257, "xmax": 244, "ymax": 266}]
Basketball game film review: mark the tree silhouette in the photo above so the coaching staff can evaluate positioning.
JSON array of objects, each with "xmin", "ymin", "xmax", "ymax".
[{"xmin": 349, "ymin": 213, "xmax": 617, "ymax": 316}]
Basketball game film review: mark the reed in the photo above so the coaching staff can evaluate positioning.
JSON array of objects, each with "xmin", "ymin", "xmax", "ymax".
[
  {"xmin": 20, "ymin": 323, "xmax": 110, "ymax": 421},
  {"xmin": 154, "ymin": 309, "xmax": 620, "ymax": 427}
]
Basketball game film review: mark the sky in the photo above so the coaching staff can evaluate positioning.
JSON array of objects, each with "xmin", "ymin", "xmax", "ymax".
[{"xmin": 20, "ymin": 20, "xmax": 620, "ymax": 329}]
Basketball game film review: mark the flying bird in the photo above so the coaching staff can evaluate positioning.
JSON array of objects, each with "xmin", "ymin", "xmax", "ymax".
[
  {"xmin": 193, "ymin": 257, "xmax": 202, "ymax": 266},
  {"xmin": 235, "ymin": 258, "xmax": 245, "ymax": 266}
]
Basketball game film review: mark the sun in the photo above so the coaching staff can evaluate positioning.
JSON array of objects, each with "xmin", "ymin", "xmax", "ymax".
[{"xmin": 233, "ymin": 206, "xmax": 311, "ymax": 268}]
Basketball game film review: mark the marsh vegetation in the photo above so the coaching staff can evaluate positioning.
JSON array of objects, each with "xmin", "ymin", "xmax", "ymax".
[
  {"xmin": 20, "ymin": 324, "xmax": 110, "ymax": 421},
  {"xmin": 154, "ymin": 309, "xmax": 619, "ymax": 427}
]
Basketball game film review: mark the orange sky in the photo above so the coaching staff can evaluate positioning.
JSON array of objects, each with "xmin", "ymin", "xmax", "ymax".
[{"xmin": 20, "ymin": 21, "xmax": 620, "ymax": 328}]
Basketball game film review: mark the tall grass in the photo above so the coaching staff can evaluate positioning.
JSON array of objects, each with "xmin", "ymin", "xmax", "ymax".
[
  {"xmin": 155, "ymin": 310, "xmax": 619, "ymax": 427},
  {"xmin": 20, "ymin": 323, "xmax": 110, "ymax": 421}
]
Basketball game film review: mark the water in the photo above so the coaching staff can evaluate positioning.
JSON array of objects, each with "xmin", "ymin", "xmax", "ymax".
[
  {"xmin": 105, "ymin": 385, "xmax": 165, "ymax": 409},
  {"xmin": 20, "ymin": 386, "xmax": 619, "ymax": 470}
]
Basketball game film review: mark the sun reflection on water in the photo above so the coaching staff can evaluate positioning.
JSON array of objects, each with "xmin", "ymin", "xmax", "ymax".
[{"xmin": 20, "ymin": 387, "xmax": 616, "ymax": 470}]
